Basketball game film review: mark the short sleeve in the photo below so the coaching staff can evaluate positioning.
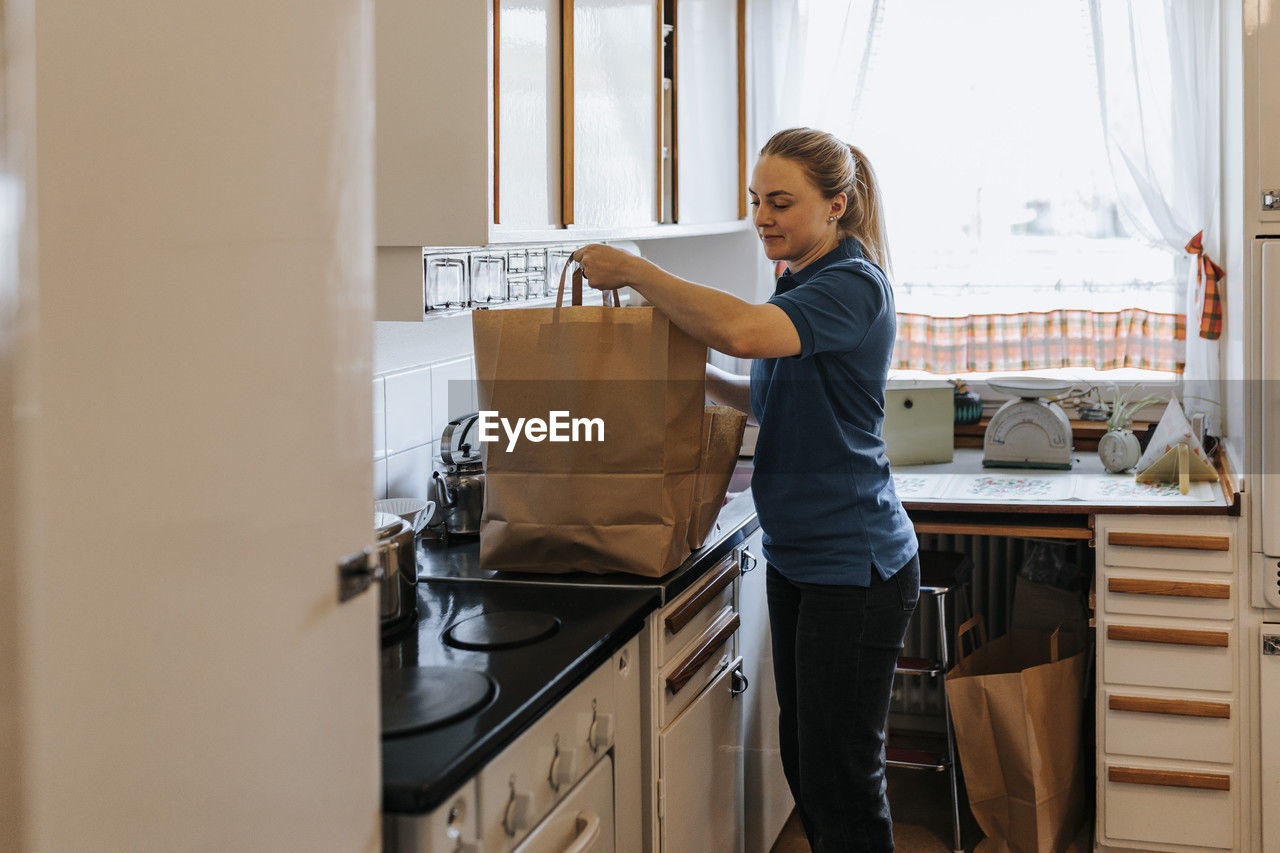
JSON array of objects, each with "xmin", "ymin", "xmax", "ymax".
[{"xmin": 767, "ymin": 262, "xmax": 887, "ymax": 358}]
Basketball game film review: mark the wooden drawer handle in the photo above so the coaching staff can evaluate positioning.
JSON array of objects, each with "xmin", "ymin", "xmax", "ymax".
[
  {"xmin": 1108, "ymin": 766, "xmax": 1230, "ymax": 791},
  {"xmin": 1107, "ymin": 578, "xmax": 1230, "ymax": 599},
  {"xmin": 665, "ymin": 559, "xmax": 740, "ymax": 636},
  {"xmin": 1107, "ymin": 624, "xmax": 1228, "ymax": 647},
  {"xmin": 1109, "ymin": 694, "xmax": 1231, "ymax": 719},
  {"xmin": 1107, "ymin": 531, "xmax": 1230, "ymax": 552},
  {"xmin": 666, "ymin": 613, "xmax": 739, "ymax": 696}
]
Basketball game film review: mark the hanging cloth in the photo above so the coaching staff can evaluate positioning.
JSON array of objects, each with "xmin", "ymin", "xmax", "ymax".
[{"xmin": 1185, "ymin": 230, "xmax": 1224, "ymax": 340}]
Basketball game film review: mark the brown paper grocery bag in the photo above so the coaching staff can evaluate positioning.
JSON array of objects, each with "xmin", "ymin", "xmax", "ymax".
[
  {"xmin": 688, "ymin": 405, "xmax": 747, "ymax": 549},
  {"xmin": 945, "ymin": 617, "xmax": 1088, "ymax": 853},
  {"xmin": 472, "ymin": 261, "xmax": 706, "ymax": 577}
]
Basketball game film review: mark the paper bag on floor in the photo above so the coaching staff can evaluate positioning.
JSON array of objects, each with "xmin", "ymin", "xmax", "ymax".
[
  {"xmin": 946, "ymin": 617, "xmax": 1088, "ymax": 853},
  {"xmin": 472, "ymin": 261, "xmax": 707, "ymax": 577},
  {"xmin": 687, "ymin": 405, "xmax": 747, "ymax": 549}
]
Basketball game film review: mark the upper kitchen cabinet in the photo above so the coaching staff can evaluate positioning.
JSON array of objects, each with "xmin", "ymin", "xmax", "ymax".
[
  {"xmin": 671, "ymin": 0, "xmax": 746, "ymax": 225},
  {"xmin": 1248, "ymin": 0, "xmax": 1280, "ymax": 224},
  {"xmin": 374, "ymin": 0, "xmax": 747, "ymax": 318},
  {"xmin": 376, "ymin": 0, "xmax": 492, "ymax": 248},
  {"xmin": 565, "ymin": 0, "xmax": 660, "ymax": 229},
  {"xmin": 496, "ymin": 0, "xmax": 562, "ymax": 231}
]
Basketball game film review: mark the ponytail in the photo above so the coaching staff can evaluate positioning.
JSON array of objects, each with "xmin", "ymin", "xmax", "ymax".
[
  {"xmin": 841, "ymin": 144, "xmax": 891, "ymax": 276},
  {"xmin": 759, "ymin": 128, "xmax": 892, "ymax": 276}
]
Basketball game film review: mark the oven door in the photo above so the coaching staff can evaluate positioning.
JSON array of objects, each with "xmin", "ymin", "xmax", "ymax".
[{"xmin": 513, "ymin": 755, "xmax": 615, "ymax": 853}]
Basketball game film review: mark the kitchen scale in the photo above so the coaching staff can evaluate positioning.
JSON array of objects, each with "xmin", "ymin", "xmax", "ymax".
[{"xmin": 983, "ymin": 377, "xmax": 1074, "ymax": 469}]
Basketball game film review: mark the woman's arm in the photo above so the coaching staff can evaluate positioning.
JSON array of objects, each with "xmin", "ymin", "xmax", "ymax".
[
  {"xmin": 706, "ymin": 363, "xmax": 755, "ymax": 424},
  {"xmin": 572, "ymin": 244, "xmax": 800, "ymax": 360}
]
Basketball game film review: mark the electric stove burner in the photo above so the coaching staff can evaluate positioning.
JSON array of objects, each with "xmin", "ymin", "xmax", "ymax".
[
  {"xmin": 381, "ymin": 666, "xmax": 495, "ymax": 738},
  {"xmin": 443, "ymin": 610, "xmax": 561, "ymax": 651}
]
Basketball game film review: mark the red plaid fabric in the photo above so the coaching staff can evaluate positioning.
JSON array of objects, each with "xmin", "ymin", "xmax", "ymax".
[
  {"xmin": 1185, "ymin": 230, "xmax": 1224, "ymax": 340},
  {"xmin": 893, "ymin": 309, "xmax": 1186, "ymax": 374}
]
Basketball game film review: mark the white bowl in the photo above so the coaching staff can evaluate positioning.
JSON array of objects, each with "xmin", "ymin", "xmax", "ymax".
[{"xmin": 375, "ymin": 498, "xmax": 436, "ymax": 534}]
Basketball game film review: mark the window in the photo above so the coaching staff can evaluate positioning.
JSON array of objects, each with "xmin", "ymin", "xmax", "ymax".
[{"xmin": 795, "ymin": 0, "xmax": 1198, "ymax": 374}]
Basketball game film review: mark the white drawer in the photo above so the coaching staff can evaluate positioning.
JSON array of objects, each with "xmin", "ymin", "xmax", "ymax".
[
  {"xmin": 1101, "ymin": 525, "xmax": 1234, "ymax": 574},
  {"xmin": 1103, "ymin": 764, "xmax": 1234, "ymax": 850},
  {"xmin": 659, "ymin": 606, "xmax": 738, "ymax": 729},
  {"xmin": 1103, "ymin": 691, "xmax": 1233, "ymax": 763},
  {"xmin": 1102, "ymin": 621, "xmax": 1232, "ymax": 692},
  {"xmin": 658, "ymin": 553, "xmax": 738, "ymax": 669},
  {"xmin": 1102, "ymin": 570, "xmax": 1234, "ymax": 621}
]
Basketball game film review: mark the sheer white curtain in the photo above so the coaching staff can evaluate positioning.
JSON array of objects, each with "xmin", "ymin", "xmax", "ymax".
[
  {"xmin": 1089, "ymin": 0, "xmax": 1222, "ymax": 420},
  {"xmin": 749, "ymin": 0, "xmax": 884, "ymax": 154}
]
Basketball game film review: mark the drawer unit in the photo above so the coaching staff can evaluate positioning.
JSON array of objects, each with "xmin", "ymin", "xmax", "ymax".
[
  {"xmin": 1103, "ymin": 765, "xmax": 1234, "ymax": 850},
  {"xmin": 657, "ymin": 554, "xmax": 739, "ymax": 669},
  {"xmin": 658, "ymin": 605, "xmax": 739, "ymax": 728},
  {"xmin": 1102, "ymin": 691, "xmax": 1233, "ymax": 763},
  {"xmin": 1094, "ymin": 514, "xmax": 1243, "ymax": 852},
  {"xmin": 1101, "ymin": 621, "xmax": 1233, "ymax": 691}
]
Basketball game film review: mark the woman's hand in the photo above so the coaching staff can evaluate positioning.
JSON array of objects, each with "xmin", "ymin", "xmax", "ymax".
[{"xmin": 572, "ymin": 244, "xmax": 644, "ymax": 291}]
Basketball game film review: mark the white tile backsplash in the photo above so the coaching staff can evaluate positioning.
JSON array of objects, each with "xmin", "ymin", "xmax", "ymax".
[
  {"xmin": 430, "ymin": 357, "xmax": 477, "ymax": 441},
  {"xmin": 373, "ymin": 320, "xmax": 476, "ymax": 501},
  {"xmin": 383, "ymin": 366, "xmax": 433, "ymax": 456},
  {"xmin": 386, "ymin": 444, "xmax": 436, "ymax": 500},
  {"xmin": 372, "ymin": 377, "xmax": 386, "ymax": 459}
]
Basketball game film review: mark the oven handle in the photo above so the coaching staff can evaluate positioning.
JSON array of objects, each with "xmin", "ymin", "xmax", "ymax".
[{"xmin": 562, "ymin": 810, "xmax": 601, "ymax": 853}]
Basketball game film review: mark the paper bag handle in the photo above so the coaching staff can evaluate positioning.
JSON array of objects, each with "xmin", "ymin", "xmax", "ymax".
[
  {"xmin": 955, "ymin": 615, "xmax": 986, "ymax": 663},
  {"xmin": 556, "ymin": 257, "xmax": 621, "ymax": 309},
  {"xmin": 1049, "ymin": 625, "xmax": 1061, "ymax": 662}
]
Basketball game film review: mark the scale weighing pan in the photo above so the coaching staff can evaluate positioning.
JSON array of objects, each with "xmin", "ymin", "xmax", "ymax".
[{"xmin": 983, "ymin": 376, "xmax": 1075, "ymax": 469}]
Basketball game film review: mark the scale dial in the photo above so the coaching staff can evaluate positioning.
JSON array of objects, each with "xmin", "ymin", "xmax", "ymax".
[{"xmin": 983, "ymin": 399, "xmax": 1073, "ymax": 468}]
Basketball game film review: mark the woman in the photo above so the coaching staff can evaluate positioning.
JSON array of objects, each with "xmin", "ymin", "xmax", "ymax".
[{"xmin": 573, "ymin": 127, "xmax": 919, "ymax": 853}]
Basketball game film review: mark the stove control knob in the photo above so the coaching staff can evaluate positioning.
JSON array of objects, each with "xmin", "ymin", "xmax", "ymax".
[
  {"xmin": 549, "ymin": 746, "xmax": 578, "ymax": 790},
  {"xmin": 588, "ymin": 712, "xmax": 614, "ymax": 751},
  {"xmin": 503, "ymin": 789, "xmax": 532, "ymax": 836}
]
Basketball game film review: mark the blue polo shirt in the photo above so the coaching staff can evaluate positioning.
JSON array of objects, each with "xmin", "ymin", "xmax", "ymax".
[{"xmin": 749, "ymin": 238, "xmax": 917, "ymax": 585}]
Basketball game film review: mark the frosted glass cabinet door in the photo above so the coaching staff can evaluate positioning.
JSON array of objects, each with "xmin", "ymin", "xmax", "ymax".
[
  {"xmin": 676, "ymin": 0, "xmax": 741, "ymax": 224},
  {"xmin": 573, "ymin": 0, "xmax": 659, "ymax": 228},
  {"xmin": 498, "ymin": 0, "xmax": 561, "ymax": 228}
]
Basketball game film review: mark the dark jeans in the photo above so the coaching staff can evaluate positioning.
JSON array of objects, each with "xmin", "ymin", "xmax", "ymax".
[{"xmin": 766, "ymin": 554, "xmax": 920, "ymax": 853}]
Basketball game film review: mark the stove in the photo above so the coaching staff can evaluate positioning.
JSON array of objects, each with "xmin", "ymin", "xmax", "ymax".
[{"xmin": 380, "ymin": 576, "xmax": 658, "ymax": 815}]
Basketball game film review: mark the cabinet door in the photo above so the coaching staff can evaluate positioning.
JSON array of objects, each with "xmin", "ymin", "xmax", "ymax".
[
  {"xmin": 497, "ymin": 0, "xmax": 561, "ymax": 228},
  {"xmin": 737, "ymin": 530, "xmax": 794, "ymax": 853},
  {"xmin": 659, "ymin": 657, "xmax": 744, "ymax": 853},
  {"xmin": 675, "ymin": 0, "xmax": 742, "ymax": 224},
  {"xmin": 570, "ymin": 0, "xmax": 659, "ymax": 228},
  {"xmin": 1257, "ymin": 2, "xmax": 1280, "ymax": 223}
]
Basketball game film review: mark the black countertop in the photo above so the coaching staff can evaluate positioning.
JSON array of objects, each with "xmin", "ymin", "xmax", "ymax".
[
  {"xmin": 415, "ymin": 488, "xmax": 760, "ymax": 605},
  {"xmin": 382, "ymin": 489, "xmax": 759, "ymax": 815},
  {"xmin": 381, "ymin": 579, "xmax": 659, "ymax": 813}
]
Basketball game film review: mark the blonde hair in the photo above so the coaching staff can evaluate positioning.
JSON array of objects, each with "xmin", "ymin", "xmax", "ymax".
[{"xmin": 760, "ymin": 127, "xmax": 892, "ymax": 275}]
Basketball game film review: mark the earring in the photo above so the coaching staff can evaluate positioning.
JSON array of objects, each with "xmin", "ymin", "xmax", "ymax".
[{"xmin": 827, "ymin": 216, "xmax": 837, "ymax": 222}]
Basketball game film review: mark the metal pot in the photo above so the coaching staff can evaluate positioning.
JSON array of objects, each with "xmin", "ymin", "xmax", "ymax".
[{"xmin": 373, "ymin": 511, "xmax": 417, "ymax": 633}]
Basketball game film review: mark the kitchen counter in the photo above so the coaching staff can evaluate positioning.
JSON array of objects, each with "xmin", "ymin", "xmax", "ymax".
[
  {"xmin": 416, "ymin": 487, "xmax": 761, "ymax": 605},
  {"xmin": 383, "ymin": 489, "xmax": 761, "ymax": 815}
]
